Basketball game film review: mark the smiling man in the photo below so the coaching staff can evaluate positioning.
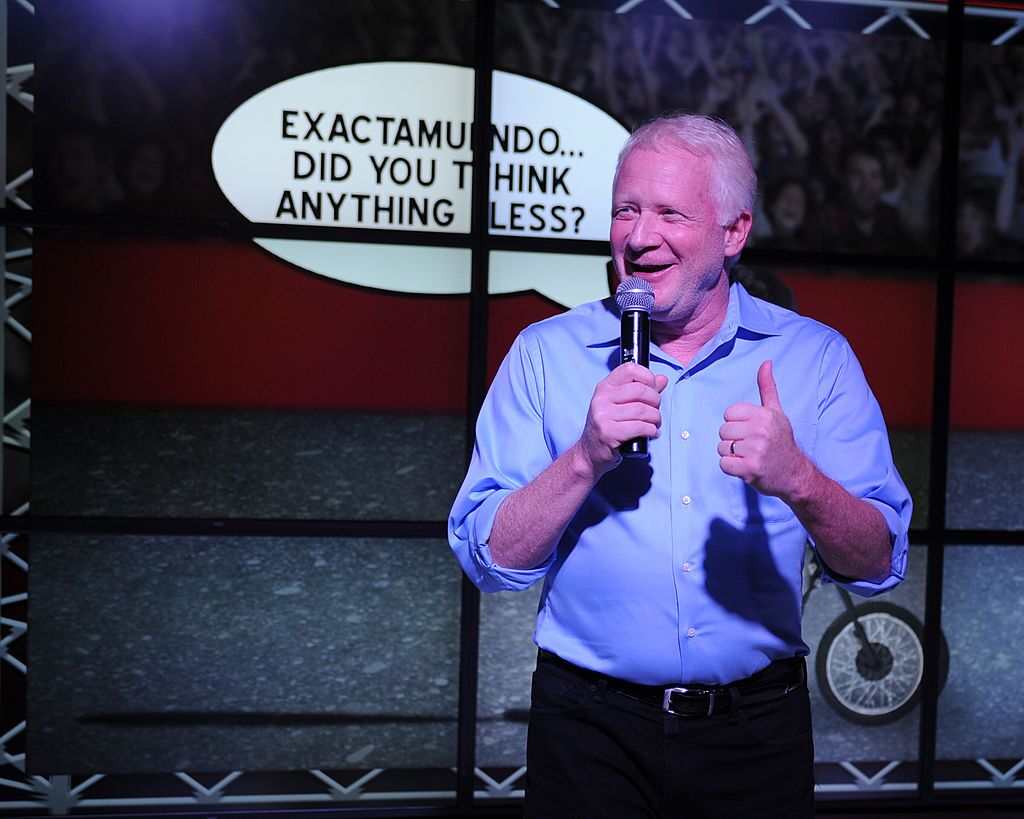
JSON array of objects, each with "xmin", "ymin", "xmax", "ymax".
[{"xmin": 449, "ymin": 113, "xmax": 912, "ymax": 818}]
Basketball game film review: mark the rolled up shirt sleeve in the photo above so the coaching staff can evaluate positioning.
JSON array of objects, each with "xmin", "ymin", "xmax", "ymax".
[
  {"xmin": 808, "ymin": 335, "xmax": 913, "ymax": 597},
  {"xmin": 448, "ymin": 332, "xmax": 560, "ymax": 592}
]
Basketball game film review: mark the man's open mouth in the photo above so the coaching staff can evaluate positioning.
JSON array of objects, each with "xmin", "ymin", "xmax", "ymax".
[{"xmin": 625, "ymin": 261, "xmax": 672, "ymax": 275}]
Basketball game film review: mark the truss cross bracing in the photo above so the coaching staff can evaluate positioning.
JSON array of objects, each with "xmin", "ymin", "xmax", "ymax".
[{"xmin": 609, "ymin": 0, "xmax": 1024, "ymax": 44}]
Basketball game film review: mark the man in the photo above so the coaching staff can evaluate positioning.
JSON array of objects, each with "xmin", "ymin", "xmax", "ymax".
[
  {"xmin": 820, "ymin": 143, "xmax": 908, "ymax": 254},
  {"xmin": 449, "ymin": 114, "xmax": 911, "ymax": 817}
]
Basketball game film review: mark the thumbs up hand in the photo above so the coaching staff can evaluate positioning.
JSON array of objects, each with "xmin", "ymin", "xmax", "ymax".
[
  {"xmin": 718, "ymin": 360, "xmax": 814, "ymax": 500},
  {"xmin": 755, "ymin": 358, "xmax": 783, "ymax": 411}
]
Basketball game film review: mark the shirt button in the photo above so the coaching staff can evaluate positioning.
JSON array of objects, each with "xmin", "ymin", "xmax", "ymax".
[
  {"xmin": 687, "ymin": 627, "xmax": 696, "ymax": 638},
  {"xmin": 680, "ymin": 430, "xmax": 690, "ymax": 440},
  {"xmin": 682, "ymin": 562, "xmax": 692, "ymax": 572},
  {"xmin": 681, "ymin": 495, "xmax": 691, "ymax": 505}
]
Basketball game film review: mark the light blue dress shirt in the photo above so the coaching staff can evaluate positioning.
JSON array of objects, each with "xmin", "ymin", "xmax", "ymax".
[{"xmin": 449, "ymin": 283, "xmax": 912, "ymax": 685}]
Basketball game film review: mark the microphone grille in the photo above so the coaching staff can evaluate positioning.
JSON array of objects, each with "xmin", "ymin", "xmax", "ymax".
[{"xmin": 615, "ymin": 276, "xmax": 655, "ymax": 313}]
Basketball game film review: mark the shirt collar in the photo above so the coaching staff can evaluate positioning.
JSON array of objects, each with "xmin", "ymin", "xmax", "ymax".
[
  {"xmin": 584, "ymin": 281, "xmax": 783, "ymax": 350},
  {"xmin": 720, "ymin": 280, "xmax": 785, "ymax": 340}
]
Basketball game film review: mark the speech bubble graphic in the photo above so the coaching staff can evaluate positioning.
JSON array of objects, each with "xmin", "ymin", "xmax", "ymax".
[
  {"xmin": 488, "ymin": 71, "xmax": 626, "ymax": 240},
  {"xmin": 254, "ymin": 239, "xmax": 472, "ymax": 295},
  {"xmin": 254, "ymin": 239, "xmax": 611, "ymax": 309},
  {"xmin": 214, "ymin": 62, "xmax": 626, "ymax": 307},
  {"xmin": 489, "ymin": 250, "xmax": 612, "ymax": 306},
  {"xmin": 213, "ymin": 63, "xmax": 475, "ymax": 233}
]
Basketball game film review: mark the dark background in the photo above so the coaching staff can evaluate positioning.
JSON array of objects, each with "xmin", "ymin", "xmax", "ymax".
[{"xmin": 3, "ymin": 0, "xmax": 1024, "ymax": 815}]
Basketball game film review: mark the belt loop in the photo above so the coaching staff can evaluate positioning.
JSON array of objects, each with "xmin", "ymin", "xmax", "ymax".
[
  {"xmin": 594, "ymin": 677, "xmax": 607, "ymax": 704},
  {"xmin": 727, "ymin": 685, "xmax": 742, "ymax": 725}
]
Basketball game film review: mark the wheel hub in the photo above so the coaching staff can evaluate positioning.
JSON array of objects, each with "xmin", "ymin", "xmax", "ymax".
[{"xmin": 855, "ymin": 641, "xmax": 894, "ymax": 681}]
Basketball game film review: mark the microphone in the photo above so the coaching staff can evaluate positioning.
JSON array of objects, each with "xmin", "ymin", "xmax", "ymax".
[{"xmin": 615, "ymin": 276, "xmax": 655, "ymax": 458}]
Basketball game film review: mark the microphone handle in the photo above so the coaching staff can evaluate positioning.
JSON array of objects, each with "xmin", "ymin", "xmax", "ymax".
[{"xmin": 619, "ymin": 308, "xmax": 650, "ymax": 458}]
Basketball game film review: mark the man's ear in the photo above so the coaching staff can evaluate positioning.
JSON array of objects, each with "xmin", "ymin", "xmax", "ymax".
[{"xmin": 724, "ymin": 210, "xmax": 753, "ymax": 257}]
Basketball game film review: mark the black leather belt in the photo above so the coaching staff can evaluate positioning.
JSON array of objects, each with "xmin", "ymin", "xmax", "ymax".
[{"xmin": 537, "ymin": 649, "xmax": 805, "ymax": 718}]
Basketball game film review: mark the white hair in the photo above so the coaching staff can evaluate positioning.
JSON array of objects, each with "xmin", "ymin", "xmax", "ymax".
[{"xmin": 614, "ymin": 113, "xmax": 757, "ymax": 226}]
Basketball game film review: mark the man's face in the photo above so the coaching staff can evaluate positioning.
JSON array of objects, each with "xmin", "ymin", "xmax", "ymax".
[
  {"xmin": 771, "ymin": 182, "xmax": 807, "ymax": 235},
  {"xmin": 957, "ymin": 199, "xmax": 990, "ymax": 255},
  {"xmin": 875, "ymin": 136, "xmax": 904, "ymax": 184},
  {"xmin": 611, "ymin": 146, "xmax": 739, "ymax": 327},
  {"xmin": 846, "ymin": 152, "xmax": 884, "ymax": 216}
]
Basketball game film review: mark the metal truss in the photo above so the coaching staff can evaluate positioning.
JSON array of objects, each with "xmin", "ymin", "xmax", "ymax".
[
  {"xmin": 616, "ymin": 0, "xmax": 695, "ymax": 20},
  {"xmin": 474, "ymin": 766, "xmax": 527, "ymax": 799},
  {"xmin": 802, "ymin": 757, "xmax": 1024, "ymax": 793},
  {"xmin": 0, "ymin": 769, "xmax": 457, "ymax": 813},
  {"xmin": 4, "ymin": 65, "xmax": 29, "ymax": 114},
  {"xmin": 474, "ymin": 758, "xmax": 1024, "ymax": 796},
  {"xmin": 0, "ymin": 0, "xmax": 31, "ymax": 811},
  {"xmin": 818, "ymin": 760, "xmax": 917, "ymax": 794},
  {"xmin": 605, "ymin": 0, "xmax": 1024, "ymax": 44},
  {"xmin": 745, "ymin": 0, "xmax": 813, "ymax": 30},
  {"xmin": 809, "ymin": 0, "xmax": 1024, "ymax": 42},
  {"xmin": 936, "ymin": 757, "xmax": 1024, "ymax": 789}
]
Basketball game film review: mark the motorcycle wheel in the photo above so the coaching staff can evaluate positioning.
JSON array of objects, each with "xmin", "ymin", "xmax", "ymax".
[{"xmin": 815, "ymin": 601, "xmax": 949, "ymax": 726}]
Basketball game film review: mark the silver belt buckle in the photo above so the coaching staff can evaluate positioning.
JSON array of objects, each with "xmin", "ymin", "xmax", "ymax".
[{"xmin": 662, "ymin": 685, "xmax": 715, "ymax": 717}]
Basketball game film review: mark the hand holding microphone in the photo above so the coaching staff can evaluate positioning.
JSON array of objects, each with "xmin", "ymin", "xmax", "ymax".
[
  {"xmin": 616, "ymin": 276, "xmax": 656, "ymax": 458},
  {"xmin": 572, "ymin": 277, "xmax": 665, "ymax": 479},
  {"xmin": 571, "ymin": 276, "xmax": 666, "ymax": 478}
]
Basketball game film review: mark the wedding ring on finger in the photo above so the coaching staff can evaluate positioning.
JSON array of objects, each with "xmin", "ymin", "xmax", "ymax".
[{"xmin": 729, "ymin": 440, "xmax": 737, "ymax": 456}]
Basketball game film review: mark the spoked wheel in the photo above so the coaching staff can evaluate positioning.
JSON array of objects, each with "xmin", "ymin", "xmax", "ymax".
[{"xmin": 816, "ymin": 602, "xmax": 948, "ymax": 726}]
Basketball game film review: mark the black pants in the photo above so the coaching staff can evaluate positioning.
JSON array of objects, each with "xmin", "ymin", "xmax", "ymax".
[{"xmin": 524, "ymin": 657, "xmax": 815, "ymax": 818}]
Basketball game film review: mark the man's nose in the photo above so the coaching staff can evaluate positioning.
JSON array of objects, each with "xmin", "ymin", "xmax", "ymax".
[{"xmin": 627, "ymin": 212, "xmax": 660, "ymax": 252}]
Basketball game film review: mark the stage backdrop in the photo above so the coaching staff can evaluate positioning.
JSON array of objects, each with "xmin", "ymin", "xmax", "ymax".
[{"xmin": 24, "ymin": 0, "xmax": 1024, "ymax": 785}]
